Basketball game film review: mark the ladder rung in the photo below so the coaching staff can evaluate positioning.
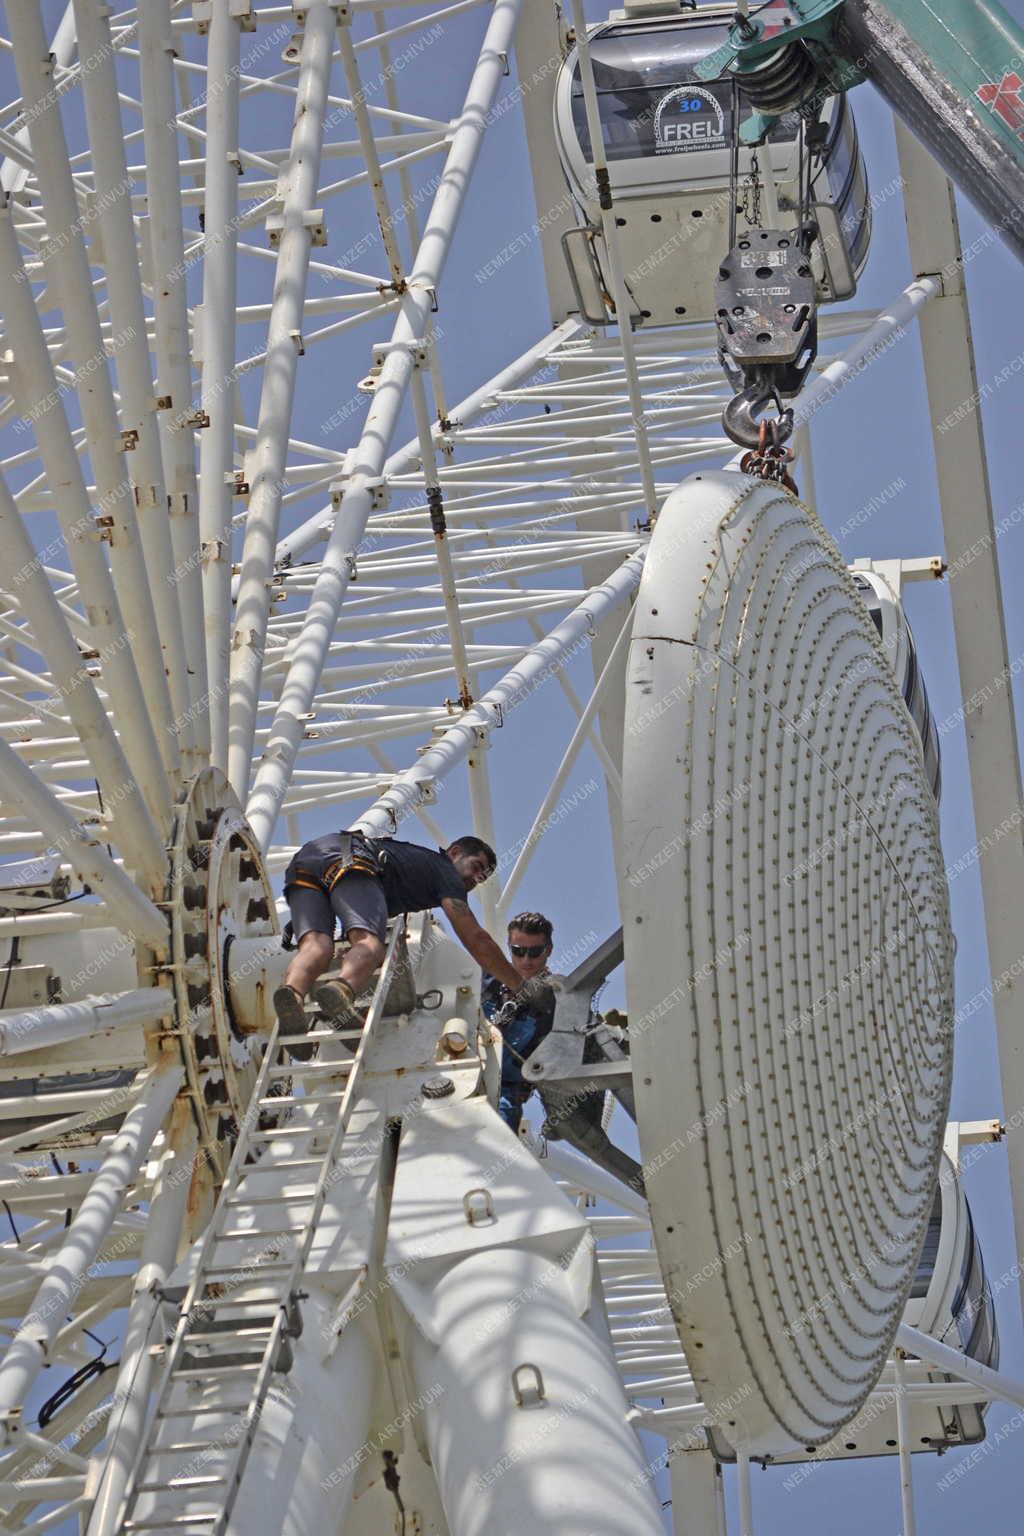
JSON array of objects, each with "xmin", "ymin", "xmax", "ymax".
[
  {"xmin": 237, "ymin": 1157, "xmax": 324, "ymax": 1173},
  {"xmin": 146, "ymin": 1439, "xmax": 240, "ymax": 1455},
  {"xmin": 200, "ymin": 1261, "xmax": 297, "ymax": 1279},
  {"xmin": 277, "ymin": 1028, "xmax": 362, "ymax": 1043},
  {"xmin": 267, "ymin": 1063, "xmax": 351, "ymax": 1079},
  {"xmin": 182, "ymin": 1325, "xmax": 273, "ymax": 1346},
  {"xmin": 214, "ymin": 1226, "xmax": 303, "ymax": 1241},
  {"xmin": 257, "ymin": 1092, "xmax": 346, "ymax": 1108},
  {"xmin": 247, "ymin": 1127, "xmax": 325, "ymax": 1142},
  {"xmin": 170, "ymin": 1363, "xmax": 262, "ymax": 1380},
  {"xmin": 137, "ymin": 1476, "xmax": 227, "ymax": 1492},
  {"xmin": 156, "ymin": 1403, "xmax": 254, "ymax": 1420},
  {"xmin": 223, "ymin": 1191, "xmax": 315, "ymax": 1207},
  {"xmin": 181, "ymin": 1347, "xmax": 265, "ymax": 1371},
  {"xmin": 124, "ymin": 1511, "xmax": 221, "ymax": 1523},
  {"xmin": 191, "ymin": 1292, "xmax": 289, "ymax": 1311}
]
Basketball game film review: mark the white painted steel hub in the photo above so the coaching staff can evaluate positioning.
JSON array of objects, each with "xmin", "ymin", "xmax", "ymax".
[{"xmin": 622, "ymin": 471, "xmax": 954, "ymax": 1454}]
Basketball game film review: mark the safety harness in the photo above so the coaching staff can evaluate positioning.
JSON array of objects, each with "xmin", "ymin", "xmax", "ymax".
[
  {"xmin": 287, "ymin": 831, "xmax": 382, "ymax": 895},
  {"xmin": 282, "ymin": 831, "xmax": 384, "ymax": 949}
]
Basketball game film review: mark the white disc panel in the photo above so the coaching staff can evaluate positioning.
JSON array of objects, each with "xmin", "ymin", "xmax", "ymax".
[{"xmin": 622, "ymin": 471, "xmax": 954, "ymax": 1453}]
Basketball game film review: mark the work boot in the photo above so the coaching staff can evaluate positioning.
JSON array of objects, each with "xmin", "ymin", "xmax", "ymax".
[
  {"xmin": 273, "ymin": 985, "xmax": 315, "ymax": 1062},
  {"xmin": 310, "ymin": 977, "xmax": 364, "ymax": 1033}
]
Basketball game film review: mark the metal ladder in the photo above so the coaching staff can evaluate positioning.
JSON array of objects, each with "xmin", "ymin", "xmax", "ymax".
[{"xmin": 116, "ymin": 927, "xmax": 403, "ymax": 1535}]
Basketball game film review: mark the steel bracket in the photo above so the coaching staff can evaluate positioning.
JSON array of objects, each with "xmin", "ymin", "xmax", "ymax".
[{"xmin": 373, "ymin": 338, "xmax": 428, "ymax": 371}]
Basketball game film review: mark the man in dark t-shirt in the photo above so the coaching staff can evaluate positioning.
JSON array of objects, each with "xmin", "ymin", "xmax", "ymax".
[{"xmin": 275, "ymin": 829, "xmax": 545, "ymax": 1050}]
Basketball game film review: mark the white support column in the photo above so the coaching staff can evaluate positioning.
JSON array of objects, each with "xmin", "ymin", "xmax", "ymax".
[
  {"xmin": 0, "ymin": 3, "xmax": 77, "ymax": 196},
  {"xmin": 5, "ymin": 3, "xmax": 181, "ymax": 787},
  {"xmin": 85, "ymin": 1106, "xmax": 198, "ymax": 1536},
  {"xmin": 0, "ymin": 236, "xmax": 171, "ymax": 885},
  {"xmin": 137, "ymin": 0, "xmax": 211, "ymax": 757},
  {"xmin": 244, "ymin": 0, "xmax": 525, "ymax": 848},
  {"xmin": 409, "ymin": 362, "xmax": 500, "ymax": 926},
  {"xmin": 197, "ymin": 0, "xmax": 243, "ymax": 772},
  {"xmin": 0, "ymin": 1066, "xmax": 183, "ymax": 1446},
  {"xmin": 386, "ymin": 1097, "xmax": 665, "ymax": 1536},
  {"xmin": 567, "ymin": 0, "xmax": 657, "ymax": 521},
  {"xmin": 896, "ymin": 118, "xmax": 1024, "ymax": 1319},
  {"xmin": 736, "ymin": 1448, "xmax": 754, "ymax": 1536},
  {"xmin": 227, "ymin": 0, "xmax": 339, "ymax": 800},
  {"xmin": 0, "ymin": 473, "xmax": 168, "ymax": 890},
  {"xmin": 893, "ymin": 1351, "xmax": 917, "ymax": 1536},
  {"xmin": 72, "ymin": 0, "xmax": 198, "ymax": 775},
  {"xmin": 669, "ymin": 1446, "xmax": 727, "ymax": 1536}
]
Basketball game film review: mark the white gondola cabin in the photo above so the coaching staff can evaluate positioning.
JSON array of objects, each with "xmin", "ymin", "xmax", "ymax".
[{"xmin": 554, "ymin": 3, "xmax": 872, "ymax": 326}]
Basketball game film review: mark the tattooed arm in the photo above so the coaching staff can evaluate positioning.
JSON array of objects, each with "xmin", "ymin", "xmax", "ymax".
[{"xmin": 441, "ymin": 896, "xmax": 523, "ymax": 993}]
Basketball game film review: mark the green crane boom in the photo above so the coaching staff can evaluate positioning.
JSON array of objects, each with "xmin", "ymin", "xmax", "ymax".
[{"xmin": 699, "ymin": 0, "xmax": 1024, "ymax": 262}]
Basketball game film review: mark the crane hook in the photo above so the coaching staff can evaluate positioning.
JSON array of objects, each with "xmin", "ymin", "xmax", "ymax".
[{"xmin": 722, "ymin": 376, "xmax": 794, "ymax": 450}]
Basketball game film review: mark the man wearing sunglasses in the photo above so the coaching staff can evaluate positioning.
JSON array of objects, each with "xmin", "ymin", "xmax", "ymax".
[
  {"xmin": 275, "ymin": 830, "xmax": 542, "ymax": 1053},
  {"xmin": 481, "ymin": 912, "xmax": 557, "ymax": 1132}
]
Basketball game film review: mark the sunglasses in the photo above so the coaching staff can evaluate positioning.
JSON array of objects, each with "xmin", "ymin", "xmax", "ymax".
[{"xmin": 510, "ymin": 942, "xmax": 547, "ymax": 959}]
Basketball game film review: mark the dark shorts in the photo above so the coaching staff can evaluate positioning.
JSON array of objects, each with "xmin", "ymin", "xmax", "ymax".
[{"xmin": 286, "ymin": 872, "xmax": 388, "ymax": 944}]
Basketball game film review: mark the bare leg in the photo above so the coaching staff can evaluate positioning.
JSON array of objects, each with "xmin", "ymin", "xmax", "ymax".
[
  {"xmin": 284, "ymin": 930, "xmax": 334, "ymax": 999},
  {"xmin": 338, "ymin": 929, "xmax": 385, "ymax": 998}
]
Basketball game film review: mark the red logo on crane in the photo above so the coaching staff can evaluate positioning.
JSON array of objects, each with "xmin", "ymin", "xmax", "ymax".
[
  {"xmin": 976, "ymin": 72, "xmax": 1024, "ymax": 140},
  {"xmin": 757, "ymin": 2, "xmax": 798, "ymax": 41}
]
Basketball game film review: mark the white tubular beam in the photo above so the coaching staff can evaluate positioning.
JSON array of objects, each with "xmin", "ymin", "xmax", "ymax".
[
  {"xmin": 273, "ymin": 316, "xmax": 585, "ymax": 568},
  {"xmin": 72, "ymin": 0, "xmax": 197, "ymax": 771},
  {"xmin": 347, "ymin": 549, "xmax": 645, "ymax": 842},
  {"xmin": 498, "ymin": 608, "xmax": 630, "ymax": 918},
  {"xmin": 197, "ymin": 0, "xmax": 243, "ymax": 772},
  {"xmin": 669, "ymin": 1448, "xmax": 727, "ymax": 1536},
  {"xmin": 894, "ymin": 1324, "xmax": 1024, "ymax": 1411},
  {"xmin": 0, "ymin": 989, "xmax": 173, "ymax": 1057},
  {"xmin": 0, "ymin": 907, "xmax": 113, "ymax": 939},
  {"xmin": 85, "ymin": 1106, "xmax": 197, "ymax": 1536},
  {"xmin": 0, "ymin": 1065, "xmax": 183, "ymax": 1446},
  {"xmin": 894, "ymin": 1351, "xmax": 917, "ymax": 1536},
  {"xmin": 0, "ymin": 735, "xmax": 168, "ymax": 951},
  {"xmin": 137, "ymin": 0, "xmax": 210, "ymax": 757},
  {"xmin": 567, "ymin": 0, "xmax": 657, "ymax": 519},
  {"xmin": 0, "ymin": 205, "xmax": 171, "ymax": 867},
  {"xmin": 791, "ymin": 275, "xmax": 941, "ymax": 429},
  {"xmin": 5, "ymin": 3, "xmax": 180, "ymax": 787},
  {"xmin": 245, "ymin": 0, "xmax": 526, "ymax": 848},
  {"xmin": 226, "ymin": 0, "xmax": 339, "ymax": 799},
  {"xmin": 337, "ymin": 16, "xmax": 405, "ymax": 286},
  {"xmin": 724, "ymin": 275, "xmax": 942, "ymax": 473},
  {"xmin": 533, "ymin": 1134, "xmax": 647, "ymax": 1217},
  {"xmin": 1, "ymin": 3, "xmax": 76, "ymax": 194},
  {"xmin": 410, "ymin": 363, "xmax": 499, "ymax": 925},
  {"xmin": 0, "ymin": 473, "xmax": 168, "ymax": 886},
  {"xmin": 736, "ymin": 1448, "xmax": 754, "ymax": 1536}
]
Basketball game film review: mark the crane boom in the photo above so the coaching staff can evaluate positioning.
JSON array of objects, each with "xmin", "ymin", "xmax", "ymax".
[
  {"xmin": 701, "ymin": 0, "xmax": 1024, "ymax": 262},
  {"xmin": 844, "ymin": 0, "xmax": 1024, "ymax": 261}
]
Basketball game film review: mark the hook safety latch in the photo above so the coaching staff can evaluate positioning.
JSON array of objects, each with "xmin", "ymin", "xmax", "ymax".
[{"xmin": 723, "ymin": 379, "xmax": 794, "ymax": 451}]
